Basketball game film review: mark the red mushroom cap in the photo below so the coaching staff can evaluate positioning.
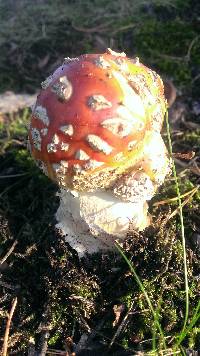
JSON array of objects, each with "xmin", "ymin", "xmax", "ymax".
[{"xmin": 28, "ymin": 49, "xmax": 166, "ymax": 191}]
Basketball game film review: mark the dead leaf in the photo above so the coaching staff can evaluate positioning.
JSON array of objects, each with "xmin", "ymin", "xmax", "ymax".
[{"xmin": 172, "ymin": 151, "xmax": 195, "ymax": 160}]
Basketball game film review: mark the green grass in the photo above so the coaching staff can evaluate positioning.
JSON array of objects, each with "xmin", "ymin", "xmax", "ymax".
[
  {"xmin": 0, "ymin": 0, "xmax": 184, "ymax": 92},
  {"xmin": 1, "ymin": 107, "xmax": 200, "ymax": 353},
  {"xmin": 114, "ymin": 111, "xmax": 200, "ymax": 355},
  {"xmin": 0, "ymin": 0, "xmax": 200, "ymax": 354},
  {"xmin": 115, "ymin": 241, "xmax": 167, "ymax": 352}
]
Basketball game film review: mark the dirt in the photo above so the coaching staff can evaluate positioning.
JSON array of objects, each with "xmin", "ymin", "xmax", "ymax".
[{"xmin": 0, "ymin": 0, "xmax": 200, "ymax": 355}]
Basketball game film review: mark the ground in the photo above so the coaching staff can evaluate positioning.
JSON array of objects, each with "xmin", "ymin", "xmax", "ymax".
[{"xmin": 0, "ymin": 0, "xmax": 200, "ymax": 355}]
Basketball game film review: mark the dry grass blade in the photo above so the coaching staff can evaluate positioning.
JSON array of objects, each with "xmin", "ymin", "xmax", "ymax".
[
  {"xmin": 72, "ymin": 20, "xmax": 114, "ymax": 33},
  {"xmin": 0, "ymin": 240, "xmax": 18, "ymax": 265},
  {"xmin": 0, "ymin": 173, "xmax": 28, "ymax": 179},
  {"xmin": 165, "ymin": 110, "xmax": 189, "ymax": 335},
  {"xmin": 153, "ymin": 186, "xmax": 199, "ymax": 207},
  {"xmin": 147, "ymin": 349, "xmax": 181, "ymax": 355},
  {"xmin": 165, "ymin": 185, "xmax": 199, "ymax": 222},
  {"xmin": 2, "ymin": 297, "xmax": 18, "ymax": 356}
]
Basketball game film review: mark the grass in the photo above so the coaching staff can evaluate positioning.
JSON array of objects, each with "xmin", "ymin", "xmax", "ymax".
[
  {"xmin": 167, "ymin": 114, "xmax": 200, "ymax": 350},
  {"xmin": 114, "ymin": 111, "xmax": 200, "ymax": 355},
  {"xmin": 165, "ymin": 111, "xmax": 189, "ymax": 337},
  {"xmin": 115, "ymin": 242, "xmax": 167, "ymax": 352},
  {"xmin": 0, "ymin": 0, "xmax": 200, "ymax": 354},
  {"xmin": 1, "ymin": 106, "xmax": 200, "ymax": 355},
  {"xmin": 0, "ymin": 0, "xmax": 185, "ymax": 93}
]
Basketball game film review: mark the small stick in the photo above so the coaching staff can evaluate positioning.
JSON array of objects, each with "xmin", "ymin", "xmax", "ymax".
[{"xmin": 2, "ymin": 297, "xmax": 18, "ymax": 356}]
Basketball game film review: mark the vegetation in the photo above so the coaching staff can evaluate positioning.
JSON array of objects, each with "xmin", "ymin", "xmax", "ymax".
[{"xmin": 0, "ymin": 0, "xmax": 199, "ymax": 354}]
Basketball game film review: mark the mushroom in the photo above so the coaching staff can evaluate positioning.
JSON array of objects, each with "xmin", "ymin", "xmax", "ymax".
[{"xmin": 28, "ymin": 49, "xmax": 171, "ymax": 256}]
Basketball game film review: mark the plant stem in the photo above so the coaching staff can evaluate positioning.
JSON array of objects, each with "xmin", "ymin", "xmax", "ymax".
[{"xmin": 165, "ymin": 111, "xmax": 189, "ymax": 340}]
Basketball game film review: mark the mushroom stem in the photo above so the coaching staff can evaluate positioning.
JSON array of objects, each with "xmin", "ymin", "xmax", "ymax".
[
  {"xmin": 55, "ymin": 188, "xmax": 150, "ymax": 257},
  {"xmin": 55, "ymin": 130, "xmax": 171, "ymax": 257}
]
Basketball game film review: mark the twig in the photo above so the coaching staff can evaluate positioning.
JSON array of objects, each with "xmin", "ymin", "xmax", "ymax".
[
  {"xmin": 0, "ymin": 240, "xmax": 18, "ymax": 265},
  {"xmin": 2, "ymin": 297, "xmax": 18, "ymax": 356}
]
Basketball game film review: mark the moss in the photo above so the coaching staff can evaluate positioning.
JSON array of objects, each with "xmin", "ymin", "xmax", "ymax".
[
  {"xmin": 1, "ymin": 109, "xmax": 199, "ymax": 354},
  {"xmin": 0, "ymin": 0, "xmax": 185, "ymax": 93},
  {"xmin": 0, "ymin": 1, "xmax": 200, "ymax": 354},
  {"xmin": 188, "ymin": 327, "xmax": 200, "ymax": 349},
  {"xmin": 134, "ymin": 18, "xmax": 200, "ymax": 89},
  {"xmin": 48, "ymin": 332, "xmax": 61, "ymax": 346}
]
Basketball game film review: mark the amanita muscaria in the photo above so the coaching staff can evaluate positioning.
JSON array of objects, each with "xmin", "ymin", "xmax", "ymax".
[{"xmin": 28, "ymin": 49, "xmax": 171, "ymax": 256}]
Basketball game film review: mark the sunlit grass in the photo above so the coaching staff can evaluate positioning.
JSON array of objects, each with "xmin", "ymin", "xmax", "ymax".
[
  {"xmin": 115, "ymin": 111, "xmax": 200, "ymax": 354},
  {"xmin": 115, "ymin": 241, "xmax": 167, "ymax": 352}
]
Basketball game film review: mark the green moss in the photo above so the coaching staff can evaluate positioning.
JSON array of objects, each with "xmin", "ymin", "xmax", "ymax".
[
  {"xmin": 48, "ymin": 332, "xmax": 61, "ymax": 346},
  {"xmin": 8, "ymin": 109, "xmax": 29, "ymax": 136},
  {"xmin": 0, "ymin": 1, "xmax": 200, "ymax": 354},
  {"xmin": 188, "ymin": 327, "xmax": 200, "ymax": 349},
  {"xmin": 134, "ymin": 18, "xmax": 199, "ymax": 88}
]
